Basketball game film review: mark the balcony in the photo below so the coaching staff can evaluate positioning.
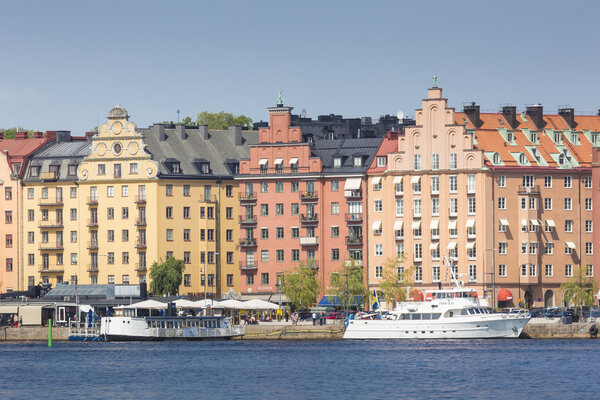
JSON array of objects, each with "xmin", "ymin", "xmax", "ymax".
[
  {"xmin": 346, "ymin": 235, "xmax": 363, "ymax": 246},
  {"xmin": 38, "ymin": 265, "xmax": 64, "ymax": 273},
  {"xmin": 300, "ymin": 213, "xmax": 319, "ymax": 224},
  {"xmin": 87, "ymin": 219, "xmax": 99, "ymax": 227},
  {"xmin": 38, "ymin": 198, "xmax": 63, "ymax": 207},
  {"xmin": 345, "ymin": 213, "xmax": 363, "ymax": 224},
  {"xmin": 87, "ymin": 241, "xmax": 99, "ymax": 250},
  {"xmin": 86, "ymin": 196, "xmax": 98, "ymax": 205},
  {"xmin": 239, "ymin": 215, "xmax": 257, "ymax": 225},
  {"xmin": 518, "ymin": 185, "xmax": 540, "ymax": 194},
  {"xmin": 345, "ymin": 190, "xmax": 362, "ymax": 199},
  {"xmin": 38, "ymin": 219, "xmax": 64, "ymax": 229},
  {"xmin": 239, "ymin": 261, "xmax": 259, "ymax": 271},
  {"xmin": 135, "ymin": 239, "xmax": 147, "ymax": 249},
  {"xmin": 38, "ymin": 242, "xmax": 64, "ymax": 251},
  {"xmin": 300, "ymin": 236, "xmax": 319, "ymax": 246},
  {"xmin": 135, "ymin": 263, "xmax": 147, "ymax": 272},
  {"xmin": 87, "ymin": 264, "xmax": 99, "ymax": 272},
  {"xmin": 135, "ymin": 218, "xmax": 147, "ymax": 226},
  {"xmin": 239, "ymin": 237, "xmax": 257, "ymax": 247},
  {"xmin": 300, "ymin": 191, "xmax": 319, "ymax": 202},
  {"xmin": 135, "ymin": 195, "xmax": 147, "ymax": 204},
  {"xmin": 40, "ymin": 172, "xmax": 58, "ymax": 181},
  {"xmin": 239, "ymin": 192, "xmax": 257, "ymax": 202}
]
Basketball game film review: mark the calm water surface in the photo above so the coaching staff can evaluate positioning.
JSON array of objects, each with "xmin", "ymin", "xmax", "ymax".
[{"xmin": 1, "ymin": 339, "xmax": 599, "ymax": 399}]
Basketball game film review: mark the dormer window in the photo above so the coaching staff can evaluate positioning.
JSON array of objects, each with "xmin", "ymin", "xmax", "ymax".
[
  {"xmin": 592, "ymin": 133, "xmax": 599, "ymax": 145},
  {"xmin": 558, "ymin": 154, "xmax": 566, "ymax": 165},
  {"xmin": 49, "ymin": 165, "xmax": 60, "ymax": 177},
  {"xmin": 377, "ymin": 156, "xmax": 386, "ymax": 168},
  {"xmin": 530, "ymin": 132, "xmax": 538, "ymax": 143},
  {"xmin": 506, "ymin": 131, "xmax": 514, "ymax": 142},
  {"xmin": 31, "ymin": 166, "xmax": 39, "ymax": 177},
  {"xmin": 333, "ymin": 157, "xmax": 342, "ymax": 168},
  {"xmin": 11, "ymin": 163, "xmax": 21, "ymax": 174},
  {"xmin": 554, "ymin": 132, "xmax": 562, "ymax": 144},
  {"xmin": 200, "ymin": 163, "xmax": 210, "ymax": 174},
  {"xmin": 493, "ymin": 152, "xmax": 501, "ymax": 164},
  {"xmin": 519, "ymin": 153, "xmax": 527, "ymax": 164},
  {"xmin": 68, "ymin": 165, "xmax": 77, "ymax": 176},
  {"xmin": 172, "ymin": 162, "xmax": 181, "ymax": 174},
  {"xmin": 353, "ymin": 156, "xmax": 362, "ymax": 167},
  {"xmin": 571, "ymin": 132, "xmax": 579, "ymax": 144}
]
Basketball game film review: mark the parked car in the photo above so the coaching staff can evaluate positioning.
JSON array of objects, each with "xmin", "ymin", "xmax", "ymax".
[{"xmin": 324, "ymin": 312, "xmax": 347, "ymax": 320}]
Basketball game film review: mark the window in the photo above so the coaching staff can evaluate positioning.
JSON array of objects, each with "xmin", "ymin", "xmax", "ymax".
[
  {"xmin": 415, "ymin": 266, "xmax": 422, "ymax": 282},
  {"xmin": 276, "ymin": 250, "xmax": 284, "ymax": 262},
  {"xmin": 467, "ymin": 175, "xmax": 476, "ymax": 192},
  {"xmin": 353, "ymin": 156, "xmax": 362, "ymax": 167},
  {"xmin": 122, "ymin": 207, "xmax": 129, "ymax": 219},
  {"xmin": 226, "ymin": 252, "xmax": 233, "ymax": 264},
  {"xmin": 28, "ymin": 209, "xmax": 34, "ymax": 221},
  {"xmin": 413, "ymin": 154, "xmax": 421, "ymax": 171},
  {"xmin": 130, "ymin": 162, "xmax": 138, "ymax": 174},
  {"xmin": 521, "ymin": 264, "xmax": 527, "ymax": 277},
  {"xmin": 5, "ymin": 187, "xmax": 12, "ymax": 200},
  {"xmin": 107, "ymin": 230, "xmax": 114, "ymax": 242},
  {"xmin": 291, "ymin": 182, "xmax": 299, "ymax": 192},
  {"xmin": 431, "ymin": 198, "xmax": 439, "ymax": 215},
  {"xmin": 544, "ymin": 176, "xmax": 552, "ymax": 188},
  {"xmin": 331, "ymin": 249, "xmax": 339, "ymax": 261},
  {"xmin": 166, "ymin": 185, "xmax": 173, "ymax": 196},
  {"xmin": 246, "ymin": 274, "xmax": 254, "ymax": 285},
  {"xmin": 331, "ymin": 226, "xmax": 339, "ymax": 238},
  {"xmin": 276, "ymin": 203, "xmax": 284, "ymax": 216},
  {"xmin": 584, "ymin": 176, "xmax": 592, "ymax": 189},
  {"xmin": 498, "ymin": 242, "xmax": 507, "ymax": 255},
  {"xmin": 113, "ymin": 163, "xmax": 122, "ymax": 178},
  {"xmin": 413, "ymin": 199, "xmax": 421, "ymax": 217},
  {"xmin": 565, "ymin": 264, "xmax": 573, "ymax": 277},
  {"xmin": 28, "ymin": 188, "xmax": 34, "ymax": 199},
  {"xmin": 499, "ymin": 264, "xmax": 507, "ymax": 277},
  {"xmin": 290, "ymin": 227, "xmax": 298, "ymax": 238},
  {"xmin": 5, "ymin": 234, "xmax": 12, "ymax": 248},
  {"xmin": 449, "ymin": 153, "xmax": 457, "ymax": 169},
  {"xmin": 292, "ymin": 249, "xmax": 300, "ymax": 261},
  {"xmin": 207, "ymin": 229, "xmax": 214, "ymax": 241},
  {"xmin": 107, "ymin": 252, "xmax": 115, "ymax": 264},
  {"xmin": 377, "ymin": 156, "xmax": 386, "ymax": 167},
  {"xmin": 166, "ymin": 229, "xmax": 173, "ymax": 241},
  {"xmin": 468, "ymin": 265, "xmax": 476, "ymax": 282},
  {"xmin": 545, "ymin": 242, "xmax": 554, "ymax": 255},
  {"xmin": 497, "ymin": 175, "xmax": 506, "ymax": 187},
  {"xmin": 184, "ymin": 229, "xmax": 191, "ymax": 241},
  {"xmin": 565, "ymin": 244, "xmax": 573, "ymax": 255},
  {"xmin": 586, "ymin": 265, "xmax": 593, "ymax": 277},
  {"xmin": 414, "ymin": 243, "xmax": 422, "ymax": 261},
  {"xmin": 373, "ymin": 179, "xmax": 382, "ymax": 191},
  {"xmin": 564, "ymin": 176, "xmax": 572, "ymax": 188},
  {"xmin": 331, "ymin": 180, "xmax": 339, "ymax": 191},
  {"xmin": 261, "ymin": 273, "xmax": 269, "ymax": 285},
  {"xmin": 261, "ymin": 228, "xmax": 268, "ymax": 240},
  {"xmin": 375, "ymin": 244, "xmax": 383, "ymax": 256},
  {"xmin": 261, "ymin": 250, "xmax": 269, "ymax": 262},
  {"xmin": 449, "ymin": 176, "xmax": 457, "ymax": 192},
  {"xmin": 375, "ymin": 265, "xmax": 383, "ymax": 278},
  {"xmin": 97, "ymin": 164, "xmax": 106, "ymax": 175},
  {"xmin": 334, "ymin": 157, "xmax": 342, "ymax": 168},
  {"xmin": 432, "ymin": 265, "xmax": 440, "ymax": 282},
  {"xmin": 586, "ymin": 220, "xmax": 593, "ymax": 233},
  {"xmin": 449, "ymin": 198, "xmax": 458, "ymax": 216},
  {"xmin": 586, "ymin": 242, "xmax": 593, "ymax": 255},
  {"xmin": 276, "ymin": 227, "xmax": 284, "ymax": 239},
  {"xmin": 107, "ymin": 186, "xmax": 114, "ymax": 197},
  {"xmin": 183, "ymin": 207, "xmax": 191, "ymax": 219},
  {"xmin": 564, "ymin": 198, "xmax": 572, "ymax": 210},
  {"xmin": 498, "ymin": 197, "xmax": 506, "ymax": 209},
  {"xmin": 565, "ymin": 220, "xmax": 573, "ymax": 233},
  {"xmin": 276, "ymin": 182, "xmax": 283, "ymax": 193},
  {"xmin": 261, "ymin": 204, "xmax": 268, "ymax": 216},
  {"xmin": 28, "ymin": 232, "xmax": 34, "ymax": 243},
  {"xmin": 108, "ymin": 275, "xmax": 115, "ymax": 284},
  {"xmin": 529, "ymin": 264, "xmax": 537, "ymax": 277},
  {"xmin": 431, "ymin": 176, "xmax": 439, "ymax": 193},
  {"xmin": 395, "ymin": 199, "xmax": 403, "ymax": 216},
  {"xmin": 184, "ymin": 274, "xmax": 191, "ymax": 287},
  {"xmin": 291, "ymin": 203, "xmax": 299, "ymax": 215},
  {"xmin": 523, "ymin": 175, "xmax": 534, "ymax": 188},
  {"xmin": 226, "ymin": 229, "xmax": 233, "ymax": 242},
  {"xmin": 5, "ymin": 211, "xmax": 12, "ymax": 224},
  {"xmin": 585, "ymin": 198, "xmax": 592, "ymax": 211},
  {"xmin": 207, "ymin": 207, "xmax": 214, "ymax": 219},
  {"xmin": 71, "ymin": 231, "xmax": 77, "ymax": 243},
  {"xmin": 467, "ymin": 197, "xmax": 476, "ymax": 214},
  {"xmin": 529, "ymin": 197, "xmax": 536, "ymax": 210},
  {"xmin": 107, "ymin": 207, "xmax": 114, "ymax": 220},
  {"xmin": 432, "ymin": 154, "xmax": 439, "ymax": 170},
  {"xmin": 544, "ymin": 198, "xmax": 552, "ymax": 210},
  {"xmin": 374, "ymin": 200, "xmax": 382, "ymax": 212}
]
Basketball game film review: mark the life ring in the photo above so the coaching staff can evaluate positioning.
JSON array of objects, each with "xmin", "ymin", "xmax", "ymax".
[{"xmin": 589, "ymin": 324, "xmax": 598, "ymax": 338}]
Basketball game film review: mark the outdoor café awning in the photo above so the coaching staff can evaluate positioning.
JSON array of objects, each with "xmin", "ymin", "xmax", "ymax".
[
  {"xmin": 497, "ymin": 288, "xmax": 513, "ymax": 302},
  {"xmin": 393, "ymin": 176, "xmax": 403, "ymax": 184},
  {"xmin": 344, "ymin": 178, "xmax": 362, "ymax": 190},
  {"xmin": 123, "ymin": 300, "xmax": 168, "ymax": 310},
  {"xmin": 259, "ymin": 158, "xmax": 268, "ymax": 165},
  {"xmin": 394, "ymin": 220, "xmax": 404, "ymax": 230},
  {"xmin": 372, "ymin": 221, "xmax": 382, "ymax": 231},
  {"xmin": 371, "ymin": 177, "xmax": 381, "ymax": 185},
  {"xmin": 566, "ymin": 241, "xmax": 576, "ymax": 249}
]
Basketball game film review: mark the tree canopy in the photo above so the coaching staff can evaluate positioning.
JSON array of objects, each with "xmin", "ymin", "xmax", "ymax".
[
  {"xmin": 329, "ymin": 259, "xmax": 368, "ymax": 311},
  {"xmin": 281, "ymin": 262, "xmax": 320, "ymax": 310},
  {"xmin": 378, "ymin": 254, "xmax": 414, "ymax": 310},
  {"xmin": 187, "ymin": 111, "xmax": 253, "ymax": 130},
  {"xmin": 560, "ymin": 265, "xmax": 599, "ymax": 311},
  {"xmin": 1, "ymin": 128, "xmax": 34, "ymax": 139},
  {"xmin": 149, "ymin": 256, "xmax": 186, "ymax": 296}
]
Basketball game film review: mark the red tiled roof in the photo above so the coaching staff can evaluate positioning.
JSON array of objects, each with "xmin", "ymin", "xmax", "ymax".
[{"xmin": 368, "ymin": 132, "xmax": 399, "ymax": 173}]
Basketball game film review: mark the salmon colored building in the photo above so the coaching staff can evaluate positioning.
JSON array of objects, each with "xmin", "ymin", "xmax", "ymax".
[
  {"xmin": 369, "ymin": 85, "xmax": 599, "ymax": 308},
  {"xmin": 0, "ymin": 131, "xmax": 54, "ymax": 292},
  {"xmin": 236, "ymin": 100, "xmax": 382, "ymax": 299}
]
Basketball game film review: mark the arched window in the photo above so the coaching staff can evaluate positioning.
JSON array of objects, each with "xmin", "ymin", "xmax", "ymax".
[
  {"xmin": 558, "ymin": 154, "xmax": 565, "ymax": 165},
  {"xmin": 493, "ymin": 152, "xmax": 500, "ymax": 164},
  {"xmin": 519, "ymin": 153, "xmax": 527, "ymax": 164}
]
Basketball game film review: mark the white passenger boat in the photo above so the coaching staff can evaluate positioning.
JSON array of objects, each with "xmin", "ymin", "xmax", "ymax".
[
  {"xmin": 100, "ymin": 315, "xmax": 245, "ymax": 341},
  {"xmin": 344, "ymin": 285, "xmax": 530, "ymax": 339}
]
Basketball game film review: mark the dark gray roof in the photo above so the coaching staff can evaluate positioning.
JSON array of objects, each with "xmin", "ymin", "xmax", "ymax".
[
  {"xmin": 139, "ymin": 124, "xmax": 258, "ymax": 178},
  {"xmin": 313, "ymin": 137, "xmax": 383, "ymax": 174},
  {"xmin": 24, "ymin": 137, "xmax": 92, "ymax": 182}
]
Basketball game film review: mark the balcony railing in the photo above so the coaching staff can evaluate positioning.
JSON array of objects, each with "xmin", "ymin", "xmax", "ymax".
[
  {"xmin": 87, "ymin": 241, "xmax": 99, "ymax": 250},
  {"xmin": 38, "ymin": 219, "xmax": 64, "ymax": 228},
  {"xmin": 135, "ymin": 195, "xmax": 147, "ymax": 204},
  {"xmin": 87, "ymin": 219, "xmax": 99, "ymax": 227},
  {"xmin": 345, "ymin": 213, "xmax": 363, "ymax": 223},
  {"xmin": 38, "ymin": 242, "xmax": 64, "ymax": 250},
  {"xmin": 86, "ymin": 196, "xmax": 98, "ymax": 205},
  {"xmin": 239, "ymin": 237, "xmax": 257, "ymax": 247},
  {"xmin": 38, "ymin": 265, "xmax": 64, "ymax": 273},
  {"xmin": 239, "ymin": 261, "xmax": 259, "ymax": 271},
  {"xmin": 87, "ymin": 264, "xmax": 99, "ymax": 272},
  {"xmin": 135, "ymin": 240, "xmax": 147, "ymax": 249},
  {"xmin": 135, "ymin": 218, "xmax": 147, "ymax": 226},
  {"xmin": 345, "ymin": 190, "xmax": 362, "ymax": 199},
  {"xmin": 300, "ymin": 191, "xmax": 319, "ymax": 201},
  {"xmin": 300, "ymin": 214, "xmax": 319, "ymax": 224},
  {"xmin": 135, "ymin": 263, "xmax": 147, "ymax": 272},
  {"xmin": 299, "ymin": 236, "xmax": 319, "ymax": 246},
  {"xmin": 239, "ymin": 192, "xmax": 257, "ymax": 202},
  {"xmin": 239, "ymin": 215, "xmax": 257, "ymax": 225},
  {"xmin": 518, "ymin": 185, "xmax": 541, "ymax": 194},
  {"xmin": 38, "ymin": 198, "xmax": 63, "ymax": 206},
  {"xmin": 346, "ymin": 235, "xmax": 363, "ymax": 246}
]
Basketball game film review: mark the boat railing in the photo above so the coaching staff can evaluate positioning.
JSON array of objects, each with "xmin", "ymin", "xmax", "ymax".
[
  {"xmin": 146, "ymin": 325, "xmax": 245, "ymax": 338},
  {"xmin": 69, "ymin": 320, "xmax": 101, "ymax": 339}
]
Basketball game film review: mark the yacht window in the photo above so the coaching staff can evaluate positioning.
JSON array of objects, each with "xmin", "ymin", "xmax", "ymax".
[
  {"xmin": 474, "ymin": 309, "xmax": 481, "ymax": 314},
  {"xmin": 448, "ymin": 311, "xmax": 454, "ymax": 317},
  {"xmin": 422, "ymin": 313, "xmax": 431, "ymax": 320},
  {"xmin": 461, "ymin": 309, "xmax": 468, "ymax": 315},
  {"xmin": 410, "ymin": 313, "xmax": 421, "ymax": 320},
  {"xmin": 468, "ymin": 309, "xmax": 475, "ymax": 314},
  {"xmin": 432, "ymin": 313, "xmax": 441, "ymax": 319}
]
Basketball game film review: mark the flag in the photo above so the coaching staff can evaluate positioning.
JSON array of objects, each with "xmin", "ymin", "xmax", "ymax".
[{"xmin": 372, "ymin": 290, "xmax": 380, "ymax": 311}]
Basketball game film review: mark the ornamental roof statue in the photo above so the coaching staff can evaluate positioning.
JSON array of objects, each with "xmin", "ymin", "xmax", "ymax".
[{"xmin": 108, "ymin": 104, "xmax": 129, "ymax": 120}]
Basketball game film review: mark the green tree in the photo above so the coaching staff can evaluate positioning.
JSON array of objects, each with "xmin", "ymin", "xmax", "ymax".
[
  {"xmin": 281, "ymin": 262, "xmax": 320, "ymax": 310},
  {"xmin": 329, "ymin": 259, "xmax": 368, "ymax": 311},
  {"xmin": 378, "ymin": 254, "xmax": 414, "ymax": 310},
  {"xmin": 149, "ymin": 256, "xmax": 186, "ymax": 296},
  {"xmin": 1, "ymin": 128, "xmax": 35, "ymax": 139},
  {"xmin": 195, "ymin": 111, "xmax": 253, "ymax": 130},
  {"xmin": 560, "ymin": 265, "xmax": 599, "ymax": 313},
  {"xmin": 181, "ymin": 116, "xmax": 194, "ymax": 125}
]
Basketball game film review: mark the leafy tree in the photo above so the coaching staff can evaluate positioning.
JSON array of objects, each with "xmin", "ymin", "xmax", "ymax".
[
  {"xmin": 1, "ymin": 128, "xmax": 35, "ymax": 139},
  {"xmin": 560, "ymin": 266, "xmax": 599, "ymax": 313},
  {"xmin": 378, "ymin": 254, "xmax": 414, "ymax": 310},
  {"xmin": 181, "ymin": 116, "xmax": 194, "ymax": 125},
  {"xmin": 149, "ymin": 256, "xmax": 186, "ymax": 296},
  {"xmin": 192, "ymin": 111, "xmax": 253, "ymax": 130},
  {"xmin": 329, "ymin": 259, "xmax": 368, "ymax": 311},
  {"xmin": 281, "ymin": 262, "xmax": 320, "ymax": 310}
]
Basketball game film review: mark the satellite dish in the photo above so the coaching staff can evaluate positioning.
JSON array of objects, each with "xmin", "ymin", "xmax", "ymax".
[
  {"xmin": 397, "ymin": 111, "xmax": 404, "ymax": 120},
  {"xmin": 301, "ymin": 109, "xmax": 307, "ymax": 118}
]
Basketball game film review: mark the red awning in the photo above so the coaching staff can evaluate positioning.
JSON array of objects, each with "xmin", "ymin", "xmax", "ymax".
[{"xmin": 497, "ymin": 288, "xmax": 513, "ymax": 302}]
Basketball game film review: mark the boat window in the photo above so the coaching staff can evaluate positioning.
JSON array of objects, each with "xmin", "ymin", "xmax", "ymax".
[
  {"xmin": 448, "ymin": 311, "xmax": 454, "ymax": 317},
  {"xmin": 421, "ymin": 313, "xmax": 431, "ymax": 320},
  {"xmin": 475, "ymin": 309, "xmax": 481, "ymax": 314},
  {"xmin": 410, "ymin": 313, "xmax": 421, "ymax": 320},
  {"xmin": 468, "ymin": 309, "xmax": 475, "ymax": 314},
  {"xmin": 431, "ymin": 313, "xmax": 441, "ymax": 319},
  {"xmin": 461, "ymin": 309, "xmax": 468, "ymax": 315}
]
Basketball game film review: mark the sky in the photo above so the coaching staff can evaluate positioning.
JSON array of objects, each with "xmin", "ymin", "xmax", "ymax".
[{"xmin": 1, "ymin": 0, "xmax": 599, "ymax": 134}]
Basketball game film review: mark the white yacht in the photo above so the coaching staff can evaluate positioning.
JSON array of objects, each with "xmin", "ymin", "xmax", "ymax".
[{"xmin": 344, "ymin": 286, "xmax": 530, "ymax": 339}]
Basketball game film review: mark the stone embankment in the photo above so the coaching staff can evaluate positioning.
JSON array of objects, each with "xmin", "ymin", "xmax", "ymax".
[
  {"xmin": 0, "ymin": 326, "xmax": 68, "ymax": 342},
  {"xmin": 522, "ymin": 321, "xmax": 599, "ymax": 339},
  {"xmin": 237, "ymin": 323, "xmax": 345, "ymax": 340}
]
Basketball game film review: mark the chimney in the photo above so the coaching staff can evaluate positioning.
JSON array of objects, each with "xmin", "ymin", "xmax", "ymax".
[
  {"xmin": 558, "ymin": 108, "xmax": 575, "ymax": 129},
  {"xmin": 198, "ymin": 125, "xmax": 209, "ymax": 140},
  {"xmin": 228, "ymin": 125, "xmax": 242, "ymax": 146},
  {"xmin": 175, "ymin": 124, "xmax": 186, "ymax": 140},
  {"xmin": 34, "ymin": 132, "xmax": 44, "ymax": 138},
  {"xmin": 56, "ymin": 131, "xmax": 71, "ymax": 142},
  {"xmin": 526, "ymin": 105, "xmax": 545, "ymax": 130},
  {"xmin": 501, "ymin": 106, "xmax": 518, "ymax": 129},
  {"xmin": 463, "ymin": 102, "xmax": 481, "ymax": 128},
  {"xmin": 16, "ymin": 132, "xmax": 27, "ymax": 139},
  {"xmin": 153, "ymin": 124, "xmax": 167, "ymax": 141},
  {"xmin": 0, "ymin": 132, "xmax": 3, "ymax": 139},
  {"xmin": 45, "ymin": 131, "xmax": 57, "ymax": 141}
]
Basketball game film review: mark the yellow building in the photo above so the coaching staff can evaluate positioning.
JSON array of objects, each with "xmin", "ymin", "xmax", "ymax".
[{"xmin": 22, "ymin": 106, "xmax": 257, "ymax": 296}]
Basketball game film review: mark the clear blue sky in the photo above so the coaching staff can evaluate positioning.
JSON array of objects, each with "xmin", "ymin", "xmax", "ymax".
[{"xmin": 1, "ymin": 1, "xmax": 598, "ymax": 134}]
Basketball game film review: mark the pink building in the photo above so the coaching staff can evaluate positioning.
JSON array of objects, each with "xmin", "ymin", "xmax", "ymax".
[{"xmin": 236, "ymin": 101, "xmax": 382, "ymax": 300}]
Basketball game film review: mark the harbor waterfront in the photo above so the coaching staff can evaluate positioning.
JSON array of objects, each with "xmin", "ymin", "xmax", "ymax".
[{"xmin": 2, "ymin": 339, "xmax": 600, "ymax": 399}]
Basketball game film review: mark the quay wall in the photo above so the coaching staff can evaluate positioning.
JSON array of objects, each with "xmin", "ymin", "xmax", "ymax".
[
  {"xmin": 522, "ymin": 322, "xmax": 599, "ymax": 339},
  {"xmin": 0, "ymin": 326, "xmax": 69, "ymax": 342},
  {"xmin": 236, "ymin": 324, "xmax": 345, "ymax": 340}
]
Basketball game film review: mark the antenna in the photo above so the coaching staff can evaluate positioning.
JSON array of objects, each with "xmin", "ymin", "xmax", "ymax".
[{"xmin": 177, "ymin": 109, "xmax": 180, "ymax": 123}]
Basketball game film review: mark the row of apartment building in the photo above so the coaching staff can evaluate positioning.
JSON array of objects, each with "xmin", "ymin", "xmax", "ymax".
[{"xmin": 1, "ymin": 87, "xmax": 599, "ymax": 308}]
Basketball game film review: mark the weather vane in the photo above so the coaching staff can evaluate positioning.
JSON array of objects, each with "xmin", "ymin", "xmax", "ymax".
[{"xmin": 277, "ymin": 90, "xmax": 283, "ymax": 106}]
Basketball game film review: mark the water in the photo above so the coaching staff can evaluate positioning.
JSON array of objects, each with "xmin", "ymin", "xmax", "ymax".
[{"xmin": 1, "ymin": 339, "xmax": 599, "ymax": 399}]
